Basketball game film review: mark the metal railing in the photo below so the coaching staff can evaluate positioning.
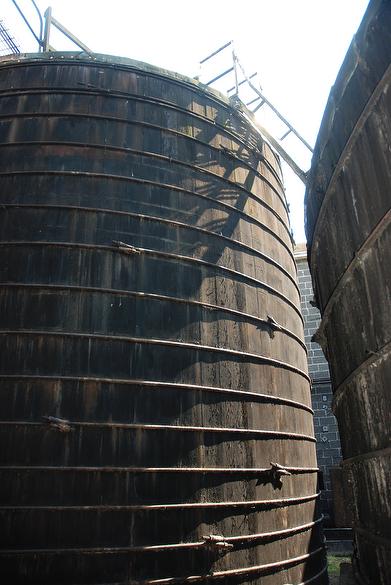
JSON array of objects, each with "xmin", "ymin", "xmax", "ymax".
[
  {"xmin": 199, "ymin": 41, "xmax": 312, "ymax": 184},
  {"xmin": 9, "ymin": 1, "xmax": 92, "ymax": 55}
]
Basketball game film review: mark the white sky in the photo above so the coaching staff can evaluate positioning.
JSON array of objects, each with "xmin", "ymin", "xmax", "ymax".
[{"xmin": 3, "ymin": 0, "xmax": 370, "ymax": 242}]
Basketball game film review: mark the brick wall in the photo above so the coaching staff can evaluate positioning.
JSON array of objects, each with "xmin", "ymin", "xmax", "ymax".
[{"xmin": 295, "ymin": 249, "xmax": 342, "ymax": 524}]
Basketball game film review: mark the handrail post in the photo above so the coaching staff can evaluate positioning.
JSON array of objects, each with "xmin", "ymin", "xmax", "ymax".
[{"xmin": 42, "ymin": 6, "xmax": 52, "ymax": 52}]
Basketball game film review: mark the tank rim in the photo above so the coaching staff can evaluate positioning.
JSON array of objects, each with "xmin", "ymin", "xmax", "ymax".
[{"xmin": 0, "ymin": 51, "xmax": 233, "ymax": 107}]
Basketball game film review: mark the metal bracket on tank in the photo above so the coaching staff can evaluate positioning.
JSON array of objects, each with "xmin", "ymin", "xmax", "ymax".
[
  {"xmin": 201, "ymin": 534, "xmax": 233, "ymax": 553},
  {"xmin": 266, "ymin": 315, "xmax": 282, "ymax": 338},
  {"xmin": 112, "ymin": 240, "xmax": 141, "ymax": 254},
  {"xmin": 269, "ymin": 462, "xmax": 292, "ymax": 490},
  {"xmin": 42, "ymin": 7, "xmax": 93, "ymax": 55},
  {"xmin": 256, "ymin": 462, "xmax": 291, "ymax": 490},
  {"xmin": 270, "ymin": 462, "xmax": 291, "ymax": 480},
  {"xmin": 42, "ymin": 415, "xmax": 72, "ymax": 433}
]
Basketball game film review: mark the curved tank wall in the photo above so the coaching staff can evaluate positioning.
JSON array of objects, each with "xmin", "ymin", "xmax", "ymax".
[
  {"xmin": 305, "ymin": 1, "xmax": 391, "ymax": 583},
  {"xmin": 0, "ymin": 52, "xmax": 324, "ymax": 584}
]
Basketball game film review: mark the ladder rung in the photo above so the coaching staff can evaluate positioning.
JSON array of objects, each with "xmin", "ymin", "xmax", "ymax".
[
  {"xmin": 280, "ymin": 128, "xmax": 292, "ymax": 141},
  {"xmin": 252, "ymin": 100, "xmax": 265, "ymax": 113},
  {"xmin": 206, "ymin": 66, "xmax": 234, "ymax": 86}
]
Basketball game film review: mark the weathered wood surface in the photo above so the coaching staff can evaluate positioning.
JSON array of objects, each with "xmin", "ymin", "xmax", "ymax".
[
  {"xmin": 305, "ymin": 2, "xmax": 391, "ymax": 584},
  {"xmin": 0, "ymin": 53, "xmax": 324, "ymax": 584}
]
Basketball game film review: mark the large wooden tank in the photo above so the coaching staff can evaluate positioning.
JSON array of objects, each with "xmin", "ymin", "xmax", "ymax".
[
  {"xmin": 305, "ymin": 1, "xmax": 391, "ymax": 583},
  {"xmin": 0, "ymin": 52, "xmax": 324, "ymax": 584}
]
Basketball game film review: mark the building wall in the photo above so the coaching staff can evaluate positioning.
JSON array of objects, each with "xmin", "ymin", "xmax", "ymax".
[{"xmin": 295, "ymin": 246, "xmax": 342, "ymax": 524}]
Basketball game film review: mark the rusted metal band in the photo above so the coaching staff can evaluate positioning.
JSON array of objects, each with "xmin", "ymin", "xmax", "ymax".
[
  {"xmin": 117, "ymin": 545, "xmax": 326, "ymax": 583},
  {"xmin": 0, "ymin": 375, "xmax": 313, "ymax": 413},
  {"xmin": 0, "ymin": 111, "xmax": 285, "ymax": 203},
  {"xmin": 342, "ymin": 446, "xmax": 391, "ymax": 466},
  {"xmin": 353, "ymin": 525, "xmax": 391, "ymax": 548},
  {"xmin": 3, "ymin": 420, "xmax": 316, "ymax": 442},
  {"xmin": 332, "ymin": 338, "xmax": 391, "ymax": 410},
  {"xmin": 0, "ymin": 516, "xmax": 323, "ymax": 555},
  {"xmin": 0, "ymin": 86, "xmax": 283, "ymax": 187},
  {"xmin": 0, "ymin": 169, "xmax": 294, "ymax": 260},
  {"xmin": 0, "ymin": 141, "xmax": 289, "ymax": 230},
  {"xmin": 0, "ymin": 282, "xmax": 306, "ymax": 351},
  {"xmin": 0, "ymin": 241, "xmax": 303, "ymax": 321},
  {"xmin": 0, "ymin": 465, "xmax": 319, "ymax": 473},
  {"xmin": 0, "ymin": 329, "xmax": 310, "ymax": 381},
  {"xmin": 0, "ymin": 492, "xmax": 320, "ymax": 511},
  {"xmin": 282, "ymin": 564, "xmax": 328, "ymax": 585},
  {"xmin": 0, "ymin": 203, "xmax": 299, "ymax": 292},
  {"xmin": 314, "ymin": 207, "xmax": 391, "ymax": 331},
  {"xmin": 309, "ymin": 62, "xmax": 391, "ymax": 267}
]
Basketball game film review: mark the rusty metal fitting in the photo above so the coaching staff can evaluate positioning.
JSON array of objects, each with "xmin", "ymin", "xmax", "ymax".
[
  {"xmin": 201, "ymin": 534, "xmax": 233, "ymax": 552},
  {"xmin": 270, "ymin": 462, "xmax": 291, "ymax": 480},
  {"xmin": 42, "ymin": 415, "xmax": 71, "ymax": 433},
  {"xmin": 112, "ymin": 240, "xmax": 141, "ymax": 254}
]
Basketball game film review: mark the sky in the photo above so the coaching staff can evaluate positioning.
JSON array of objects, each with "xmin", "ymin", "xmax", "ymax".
[{"xmin": 3, "ymin": 0, "xmax": 370, "ymax": 242}]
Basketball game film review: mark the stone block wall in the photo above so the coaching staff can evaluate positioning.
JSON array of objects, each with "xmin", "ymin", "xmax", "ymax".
[{"xmin": 295, "ymin": 245, "xmax": 342, "ymax": 523}]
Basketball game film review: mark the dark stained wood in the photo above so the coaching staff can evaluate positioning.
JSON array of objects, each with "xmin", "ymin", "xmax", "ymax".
[
  {"xmin": 0, "ymin": 52, "xmax": 324, "ymax": 584},
  {"xmin": 305, "ymin": 2, "xmax": 391, "ymax": 584}
]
